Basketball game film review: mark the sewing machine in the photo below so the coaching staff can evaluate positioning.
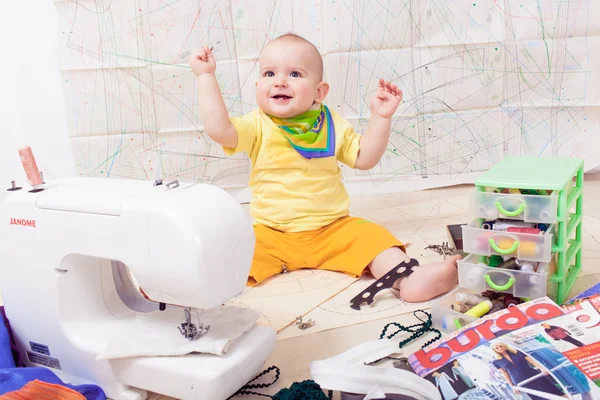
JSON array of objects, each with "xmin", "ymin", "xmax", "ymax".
[{"xmin": 0, "ymin": 177, "xmax": 276, "ymax": 400}]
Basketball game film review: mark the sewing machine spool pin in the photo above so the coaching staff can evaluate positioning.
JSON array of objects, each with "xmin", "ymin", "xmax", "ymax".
[
  {"xmin": 178, "ymin": 307, "xmax": 210, "ymax": 341},
  {"xmin": 6, "ymin": 180, "xmax": 22, "ymax": 191}
]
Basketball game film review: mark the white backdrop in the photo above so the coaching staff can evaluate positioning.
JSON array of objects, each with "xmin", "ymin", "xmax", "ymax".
[
  {"xmin": 2, "ymin": 1, "xmax": 600, "ymax": 205},
  {"xmin": 0, "ymin": 1, "xmax": 75, "ymax": 209}
]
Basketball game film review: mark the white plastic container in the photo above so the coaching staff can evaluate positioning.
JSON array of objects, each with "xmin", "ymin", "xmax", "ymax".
[
  {"xmin": 462, "ymin": 220, "xmax": 553, "ymax": 262},
  {"xmin": 458, "ymin": 254, "xmax": 550, "ymax": 299},
  {"xmin": 470, "ymin": 191, "xmax": 558, "ymax": 223},
  {"xmin": 431, "ymin": 287, "xmax": 479, "ymax": 333}
]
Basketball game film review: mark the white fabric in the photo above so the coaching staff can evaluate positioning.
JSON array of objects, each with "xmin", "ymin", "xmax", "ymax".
[
  {"xmin": 310, "ymin": 340, "xmax": 442, "ymax": 400},
  {"xmin": 97, "ymin": 306, "xmax": 259, "ymax": 360}
]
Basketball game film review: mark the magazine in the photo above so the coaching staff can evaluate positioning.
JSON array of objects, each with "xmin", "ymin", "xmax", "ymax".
[
  {"xmin": 408, "ymin": 296, "xmax": 600, "ymax": 400},
  {"xmin": 566, "ymin": 283, "xmax": 600, "ymax": 303},
  {"xmin": 560, "ymin": 293, "xmax": 600, "ymax": 388}
]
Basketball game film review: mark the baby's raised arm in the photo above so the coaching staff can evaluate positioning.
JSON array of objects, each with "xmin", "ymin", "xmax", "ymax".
[{"xmin": 189, "ymin": 46, "xmax": 238, "ymax": 148}]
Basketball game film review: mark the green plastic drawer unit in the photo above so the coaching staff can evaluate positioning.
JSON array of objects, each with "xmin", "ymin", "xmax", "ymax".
[{"xmin": 472, "ymin": 156, "xmax": 584, "ymax": 304}]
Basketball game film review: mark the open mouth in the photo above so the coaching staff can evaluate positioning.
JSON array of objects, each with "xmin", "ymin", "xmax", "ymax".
[{"xmin": 271, "ymin": 94, "xmax": 292, "ymax": 100}]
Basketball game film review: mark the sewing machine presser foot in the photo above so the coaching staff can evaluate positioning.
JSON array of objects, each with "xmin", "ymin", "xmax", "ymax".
[{"xmin": 178, "ymin": 308, "xmax": 210, "ymax": 341}]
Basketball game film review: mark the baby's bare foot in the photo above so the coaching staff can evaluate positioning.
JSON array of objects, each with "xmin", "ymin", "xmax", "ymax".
[{"xmin": 398, "ymin": 255, "xmax": 461, "ymax": 302}]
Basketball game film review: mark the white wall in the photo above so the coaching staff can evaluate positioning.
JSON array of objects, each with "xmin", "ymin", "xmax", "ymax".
[
  {"xmin": 53, "ymin": 0, "xmax": 600, "ymax": 196},
  {"xmin": 0, "ymin": 0, "xmax": 75, "ymax": 209}
]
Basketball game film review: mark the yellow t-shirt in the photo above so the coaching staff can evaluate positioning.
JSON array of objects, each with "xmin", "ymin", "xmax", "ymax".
[{"xmin": 223, "ymin": 107, "xmax": 361, "ymax": 232}]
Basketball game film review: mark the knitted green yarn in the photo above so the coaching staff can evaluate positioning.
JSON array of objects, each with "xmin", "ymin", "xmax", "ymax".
[
  {"xmin": 228, "ymin": 368, "xmax": 332, "ymax": 400},
  {"xmin": 273, "ymin": 380, "xmax": 332, "ymax": 400}
]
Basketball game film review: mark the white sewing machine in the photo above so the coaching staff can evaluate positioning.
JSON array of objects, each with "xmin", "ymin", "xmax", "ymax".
[{"xmin": 0, "ymin": 177, "xmax": 276, "ymax": 400}]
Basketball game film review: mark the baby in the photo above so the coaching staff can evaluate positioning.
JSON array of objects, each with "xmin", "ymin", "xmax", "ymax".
[{"xmin": 189, "ymin": 33, "xmax": 460, "ymax": 302}]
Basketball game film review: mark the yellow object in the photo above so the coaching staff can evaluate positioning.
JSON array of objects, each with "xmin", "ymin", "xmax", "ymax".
[
  {"xmin": 464, "ymin": 300, "xmax": 493, "ymax": 317},
  {"xmin": 508, "ymin": 188, "xmax": 521, "ymax": 194},
  {"xmin": 451, "ymin": 303, "xmax": 472, "ymax": 313},
  {"xmin": 495, "ymin": 237, "xmax": 537, "ymax": 257},
  {"xmin": 223, "ymin": 108, "xmax": 361, "ymax": 233},
  {"xmin": 247, "ymin": 216, "xmax": 404, "ymax": 285}
]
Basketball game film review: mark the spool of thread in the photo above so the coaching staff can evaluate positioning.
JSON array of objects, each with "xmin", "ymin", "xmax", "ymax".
[
  {"xmin": 465, "ymin": 300, "xmax": 493, "ymax": 317},
  {"xmin": 493, "ymin": 299, "xmax": 505, "ymax": 309},
  {"xmin": 18, "ymin": 146, "xmax": 43, "ymax": 187},
  {"xmin": 529, "ymin": 273, "xmax": 542, "ymax": 285},
  {"xmin": 494, "ymin": 238, "xmax": 537, "ymax": 257},
  {"xmin": 441, "ymin": 316, "xmax": 466, "ymax": 331},
  {"xmin": 465, "ymin": 269, "xmax": 481, "ymax": 286},
  {"xmin": 507, "ymin": 227, "xmax": 541, "ymax": 235},
  {"xmin": 481, "ymin": 290, "xmax": 502, "ymax": 300},
  {"xmin": 498, "ymin": 257, "xmax": 520, "ymax": 270},
  {"xmin": 538, "ymin": 223, "xmax": 549, "ymax": 231},
  {"xmin": 504, "ymin": 294, "xmax": 520, "ymax": 308},
  {"xmin": 456, "ymin": 292, "xmax": 487, "ymax": 305},
  {"xmin": 519, "ymin": 263, "xmax": 535, "ymax": 273},
  {"xmin": 487, "ymin": 255, "xmax": 504, "ymax": 267},
  {"xmin": 451, "ymin": 303, "xmax": 473, "ymax": 313},
  {"xmin": 492, "ymin": 221, "xmax": 534, "ymax": 231},
  {"xmin": 481, "ymin": 221, "xmax": 495, "ymax": 230},
  {"xmin": 487, "ymin": 300, "xmax": 505, "ymax": 315}
]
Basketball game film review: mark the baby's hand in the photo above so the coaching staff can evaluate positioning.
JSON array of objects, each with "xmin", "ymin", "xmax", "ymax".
[
  {"xmin": 370, "ymin": 79, "xmax": 403, "ymax": 118},
  {"xmin": 189, "ymin": 46, "xmax": 216, "ymax": 76}
]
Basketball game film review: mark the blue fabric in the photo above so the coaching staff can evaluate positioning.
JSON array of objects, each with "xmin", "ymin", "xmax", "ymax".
[
  {"xmin": 0, "ymin": 313, "xmax": 15, "ymax": 368},
  {"xmin": 1, "ymin": 309, "xmax": 106, "ymax": 399}
]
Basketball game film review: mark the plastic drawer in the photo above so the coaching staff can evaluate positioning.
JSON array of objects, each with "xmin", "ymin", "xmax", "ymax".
[
  {"xmin": 431, "ymin": 287, "xmax": 479, "ymax": 333},
  {"xmin": 457, "ymin": 254, "xmax": 549, "ymax": 299},
  {"xmin": 471, "ymin": 191, "xmax": 558, "ymax": 223},
  {"xmin": 462, "ymin": 220, "xmax": 553, "ymax": 262}
]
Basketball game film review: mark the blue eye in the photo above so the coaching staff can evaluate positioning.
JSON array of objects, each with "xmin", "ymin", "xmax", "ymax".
[
  {"xmin": 265, "ymin": 71, "xmax": 274, "ymax": 77},
  {"xmin": 290, "ymin": 71, "xmax": 300, "ymax": 77}
]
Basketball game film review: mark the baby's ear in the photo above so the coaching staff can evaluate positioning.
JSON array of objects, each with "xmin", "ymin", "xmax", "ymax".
[{"xmin": 314, "ymin": 81, "xmax": 330, "ymax": 103}]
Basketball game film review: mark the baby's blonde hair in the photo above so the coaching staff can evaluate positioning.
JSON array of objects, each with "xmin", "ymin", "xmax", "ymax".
[
  {"xmin": 489, "ymin": 340, "xmax": 517, "ymax": 360},
  {"xmin": 268, "ymin": 33, "xmax": 324, "ymax": 80}
]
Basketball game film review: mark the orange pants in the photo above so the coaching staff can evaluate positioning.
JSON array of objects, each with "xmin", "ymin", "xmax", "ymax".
[{"xmin": 248, "ymin": 216, "xmax": 404, "ymax": 285}]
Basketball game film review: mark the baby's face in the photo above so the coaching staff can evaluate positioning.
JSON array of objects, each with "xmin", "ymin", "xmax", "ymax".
[{"xmin": 256, "ymin": 39, "xmax": 326, "ymax": 118}]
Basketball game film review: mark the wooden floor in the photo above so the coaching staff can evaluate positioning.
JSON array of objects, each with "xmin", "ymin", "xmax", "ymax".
[{"xmin": 3, "ymin": 175, "xmax": 600, "ymax": 400}]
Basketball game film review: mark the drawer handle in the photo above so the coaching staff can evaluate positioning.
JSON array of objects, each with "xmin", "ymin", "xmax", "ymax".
[
  {"xmin": 484, "ymin": 273, "xmax": 515, "ymax": 291},
  {"xmin": 495, "ymin": 201, "xmax": 525, "ymax": 217},
  {"xmin": 489, "ymin": 238, "xmax": 519, "ymax": 254}
]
